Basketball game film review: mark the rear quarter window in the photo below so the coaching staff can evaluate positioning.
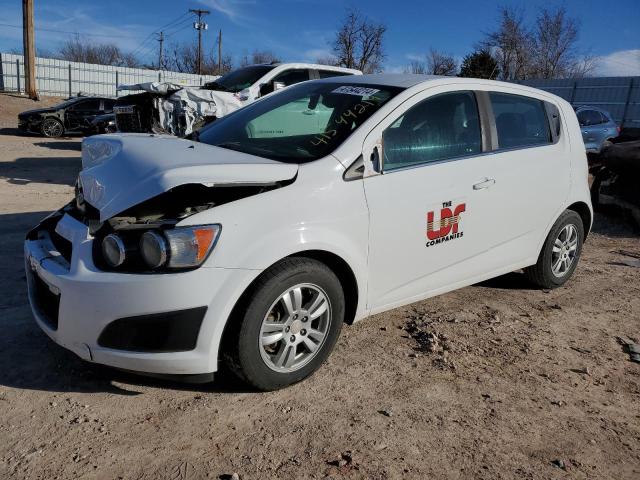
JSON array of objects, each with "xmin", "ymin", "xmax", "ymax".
[{"xmin": 490, "ymin": 92, "xmax": 551, "ymax": 149}]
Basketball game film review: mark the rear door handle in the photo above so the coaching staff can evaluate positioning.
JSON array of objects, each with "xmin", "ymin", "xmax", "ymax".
[{"xmin": 473, "ymin": 178, "xmax": 496, "ymax": 190}]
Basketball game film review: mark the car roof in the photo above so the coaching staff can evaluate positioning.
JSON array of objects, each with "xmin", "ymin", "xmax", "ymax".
[
  {"xmin": 312, "ymin": 74, "xmax": 569, "ymax": 101},
  {"xmin": 314, "ymin": 73, "xmax": 443, "ymax": 88}
]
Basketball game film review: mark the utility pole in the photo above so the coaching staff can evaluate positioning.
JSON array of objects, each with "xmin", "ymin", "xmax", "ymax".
[
  {"xmin": 157, "ymin": 31, "xmax": 164, "ymax": 70},
  {"xmin": 22, "ymin": 0, "xmax": 38, "ymax": 99},
  {"xmin": 217, "ymin": 29, "xmax": 222, "ymax": 74},
  {"xmin": 189, "ymin": 8, "xmax": 209, "ymax": 74}
]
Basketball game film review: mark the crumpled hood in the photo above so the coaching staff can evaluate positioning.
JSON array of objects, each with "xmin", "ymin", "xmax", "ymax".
[{"xmin": 79, "ymin": 134, "xmax": 298, "ymax": 221}]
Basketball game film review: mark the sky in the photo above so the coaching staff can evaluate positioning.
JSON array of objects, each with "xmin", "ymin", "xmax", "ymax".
[{"xmin": 0, "ymin": 0, "xmax": 639, "ymax": 75}]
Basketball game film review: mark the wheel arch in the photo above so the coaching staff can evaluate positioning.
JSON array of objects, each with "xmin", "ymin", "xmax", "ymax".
[
  {"xmin": 566, "ymin": 201, "xmax": 592, "ymax": 239},
  {"xmin": 217, "ymin": 249, "xmax": 361, "ymax": 368}
]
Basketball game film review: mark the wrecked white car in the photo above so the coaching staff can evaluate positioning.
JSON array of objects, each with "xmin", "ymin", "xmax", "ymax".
[
  {"xmin": 25, "ymin": 75, "xmax": 592, "ymax": 391},
  {"xmin": 114, "ymin": 63, "xmax": 361, "ymax": 137}
]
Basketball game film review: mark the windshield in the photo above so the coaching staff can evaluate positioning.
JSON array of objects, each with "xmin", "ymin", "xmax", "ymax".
[
  {"xmin": 203, "ymin": 65, "xmax": 276, "ymax": 93},
  {"xmin": 198, "ymin": 82, "xmax": 402, "ymax": 162}
]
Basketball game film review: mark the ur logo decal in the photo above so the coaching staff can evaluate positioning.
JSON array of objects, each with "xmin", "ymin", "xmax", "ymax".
[{"xmin": 426, "ymin": 202, "xmax": 466, "ymax": 247}]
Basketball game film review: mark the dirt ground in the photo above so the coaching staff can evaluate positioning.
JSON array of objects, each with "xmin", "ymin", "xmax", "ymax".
[{"xmin": 0, "ymin": 93, "xmax": 639, "ymax": 480}]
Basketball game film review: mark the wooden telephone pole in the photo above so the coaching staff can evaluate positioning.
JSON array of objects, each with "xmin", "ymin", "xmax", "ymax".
[
  {"xmin": 189, "ymin": 9, "xmax": 209, "ymax": 75},
  {"xmin": 217, "ymin": 29, "xmax": 222, "ymax": 74},
  {"xmin": 157, "ymin": 31, "xmax": 164, "ymax": 70},
  {"xmin": 22, "ymin": 0, "xmax": 38, "ymax": 99}
]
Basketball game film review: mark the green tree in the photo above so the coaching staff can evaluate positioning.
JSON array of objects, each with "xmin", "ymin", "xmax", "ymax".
[{"xmin": 459, "ymin": 50, "xmax": 499, "ymax": 79}]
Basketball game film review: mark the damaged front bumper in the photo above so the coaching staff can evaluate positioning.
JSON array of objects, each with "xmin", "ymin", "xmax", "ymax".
[{"xmin": 24, "ymin": 210, "xmax": 256, "ymax": 376}]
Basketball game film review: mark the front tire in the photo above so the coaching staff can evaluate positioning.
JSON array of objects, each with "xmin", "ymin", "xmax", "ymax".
[
  {"xmin": 524, "ymin": 210, "xmax": 584, "ymax": 289},
  {"xmin": 224, "ymin": 258, "xmax": 345, "ymax": 391},
  {"xmin": 41, "ymin": 118, "xmax": 64, "ymax": 138}
]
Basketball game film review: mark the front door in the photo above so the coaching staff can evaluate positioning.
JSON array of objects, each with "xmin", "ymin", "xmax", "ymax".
[
  {"xmin": 363, "ymin": 90, "xmax": 500, "ymax": 312},
  {"xmin": 65, "ymin": 99, "xmax": 100, "ymax": 130}
]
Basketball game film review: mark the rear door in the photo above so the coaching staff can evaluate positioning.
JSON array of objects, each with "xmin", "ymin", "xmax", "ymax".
[
  {"xmin": 485, "ymin": 90, "xmax": 569, "ymax": 261},
  {"xmin": 363, "ymin": 89, "xmax": 501, "ymax": 312}
]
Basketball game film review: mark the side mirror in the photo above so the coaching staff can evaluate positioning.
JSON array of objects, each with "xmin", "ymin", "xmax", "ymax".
[{"xmin": 273, "ymin": 81, "xmax": 286, "ymax": 91}]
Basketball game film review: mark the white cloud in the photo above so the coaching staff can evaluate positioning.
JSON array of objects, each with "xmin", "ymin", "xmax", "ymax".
[
  {"xmin": 303, "ymin": 48, "xmax": 336, "ymax": 62},
  {"xmin": 198, "ymin": 0, "xmax": 256, "ymax": 25},
  {"xmin": 595, "ymin": 49, "xmax": 640, "ymax": 76}
]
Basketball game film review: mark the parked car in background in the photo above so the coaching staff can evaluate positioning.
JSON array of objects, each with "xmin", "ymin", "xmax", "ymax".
[
  {"xmin": 25, "ymin": 75, "xmax": 592, "ymax": 391},
  {"xmin": 113, "ymin": 63, "xmax": 361, "ymax": 137},
  {"xmin": 575, "ymin": 106, "xmax": 620, "ymax": 153},
  {"xmin": 18, "ymin": 96, "xmax": 116, "ymax": 138}
]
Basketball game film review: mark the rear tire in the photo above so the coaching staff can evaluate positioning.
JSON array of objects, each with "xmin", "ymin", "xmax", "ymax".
[
  {"xmin": 524, "ymin": 210, "xmax": 584, "ymax": 289},
  {"xmin": 223, "ymin": 258, "xmax": 345, "ymax": 391},
  {"xmin": 41, "ymin": 118, "xmax": 64, "ymax": 138}
]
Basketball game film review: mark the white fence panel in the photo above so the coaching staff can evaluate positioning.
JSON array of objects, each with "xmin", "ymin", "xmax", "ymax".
[{"xmin": 0, "ymin": 52, "xmax": 219, "ymax": 98}]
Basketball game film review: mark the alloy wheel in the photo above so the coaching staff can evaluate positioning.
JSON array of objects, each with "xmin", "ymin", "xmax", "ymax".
[
  {"xmin": 42, "ymin": 119, "xmax": 63, "ymax": 137},
  {"xmin": 259, "ymin": 283, "xmax": 332, "ymax": 373},
  {"xmin": 551, "ymin": 224, "xmax": 578, "ymax": 277}
]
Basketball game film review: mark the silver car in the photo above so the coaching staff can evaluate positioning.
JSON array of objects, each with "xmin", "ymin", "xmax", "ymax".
[{"xmin": 575, "ymin": 106, "xmax": 620, "ymax": 153}]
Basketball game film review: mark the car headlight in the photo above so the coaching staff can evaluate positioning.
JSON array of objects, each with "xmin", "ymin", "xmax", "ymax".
[
  {"xmin": 102, "ymin": 234, "xmax": 126, "ymax": 267},
  {"xmin": 140, "ymin": 231, "xmax": 168, "ymax": 269},
  {"xmin": 139, "ymin": 225, "xmax": 221, "ymax": 270}
]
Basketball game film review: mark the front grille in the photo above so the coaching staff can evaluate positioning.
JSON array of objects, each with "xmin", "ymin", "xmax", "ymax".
[
  {"xmin": 115, "ymin": 111, "xmax": 143, "ymax": 132},
  {"xmin": 31, "ymin": 271, "xmax": 61, "ymax": 330}
]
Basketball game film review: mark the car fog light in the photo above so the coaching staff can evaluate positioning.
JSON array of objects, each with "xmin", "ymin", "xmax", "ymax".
[
  {"xmin": 140, "ymin": 231, "xmax": 168, "ymax": 269},
  {"xmin": 102, "ymin": 234, "xmax": 126, "ymax": 267}
]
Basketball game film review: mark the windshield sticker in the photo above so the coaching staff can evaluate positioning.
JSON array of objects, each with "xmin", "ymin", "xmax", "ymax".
[
  {"xmin": 310, "ymin": 99, "xmax": 380, "ymax": 147},
  {"xmin": 331, "ymin": 86, "xmax": 380, "ymax": 97},
  {"xmin": 426, "ymin": 201, "xmax": 466, "ymax": 247}
]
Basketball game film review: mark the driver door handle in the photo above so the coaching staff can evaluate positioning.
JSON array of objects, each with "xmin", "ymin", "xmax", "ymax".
[{"xmin": 473, "ymin": 178, "xmax": 496, "ymax": 190}]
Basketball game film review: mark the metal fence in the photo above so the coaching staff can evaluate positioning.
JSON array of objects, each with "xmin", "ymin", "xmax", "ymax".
[
  {"xmin": 0, "ymin": 52, "xmax": 219, "ymax": 98},
  {"xmin": 517, "ymin": 76, "xmax": 640, "ymax": 132}
]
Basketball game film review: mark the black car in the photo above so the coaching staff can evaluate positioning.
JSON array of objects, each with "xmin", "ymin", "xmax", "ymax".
[{"xmin": 18, "ymin": 96, "xmax": 117, "ymax": 137}]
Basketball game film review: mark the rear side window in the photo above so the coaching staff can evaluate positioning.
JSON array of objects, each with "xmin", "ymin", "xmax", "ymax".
[
  {"xmin": 490, "ymin": 92, "xmax": 551, "ymax": 149},
  {"xmin": 317, "ymin": 70, "xmax": 352, "ymax": 79},
  {"xmin": 383, "ymin": 91, "xmax": 482, "ymax": 171},
  {"xmin": 577, "ymin": 109, "xmax": 604, "ymax": 126},
  {"xmin": 103, "ymin": 99, "xmax": 116, "ymax": 113},
  {"xmin": 272, "ymin": 69, "xmax": 311, "ymax": 87}
]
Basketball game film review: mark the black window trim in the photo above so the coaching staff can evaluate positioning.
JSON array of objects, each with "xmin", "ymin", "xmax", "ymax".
[{"xmin": 379, "ymin": 90, "xmax": 487, "ymax": 174}]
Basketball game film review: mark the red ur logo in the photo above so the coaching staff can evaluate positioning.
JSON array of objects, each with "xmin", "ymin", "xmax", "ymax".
[{"xmin": 426, "ymin": 202, "xmax": 466, "ymax": 241}]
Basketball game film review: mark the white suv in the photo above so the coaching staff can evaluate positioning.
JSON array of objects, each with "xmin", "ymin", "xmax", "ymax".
[{"xmin": 25, "ymin": 75, "xmax": 592, "ymax": 390}]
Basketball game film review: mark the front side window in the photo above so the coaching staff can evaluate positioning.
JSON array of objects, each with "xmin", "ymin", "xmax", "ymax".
[
  {"xmin": 198, "ymin": 82, "xmax": 402, "ymax": 162},
  {"xmin": 490, "ymin": 92, "xmax": 551, "ymax": 149},
  {"xmin": 70, "ymin": 100, "xmax": 100, "ymax": 111},
  {"xmin": 382, "ymin": 91, "xmax": 482, "ymax": 171}
]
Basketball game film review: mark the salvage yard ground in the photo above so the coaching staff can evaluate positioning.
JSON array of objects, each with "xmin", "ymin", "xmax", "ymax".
[{"xmin": 0, "ymin": 94, "xmax": 639, "ymax": 479}]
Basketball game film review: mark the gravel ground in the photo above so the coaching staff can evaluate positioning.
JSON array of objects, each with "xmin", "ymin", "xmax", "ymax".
[{"xmin": 1, "ymin": 93, "xmax": 639, "ymax": 480}]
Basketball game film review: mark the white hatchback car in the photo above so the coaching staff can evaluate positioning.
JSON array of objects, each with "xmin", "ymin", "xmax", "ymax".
[{"xmin": 25, "ymin": 75, "xmax": 592, "ymax": 390}]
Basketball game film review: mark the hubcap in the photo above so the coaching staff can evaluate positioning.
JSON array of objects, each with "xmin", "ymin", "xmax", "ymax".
[
  {"xmin": 259, "ymin": 283, "xmax": 331, "ymax": 373},
  {"xmin": 551, "ymin": 224, "xmax": 578, "ymax": 278}
]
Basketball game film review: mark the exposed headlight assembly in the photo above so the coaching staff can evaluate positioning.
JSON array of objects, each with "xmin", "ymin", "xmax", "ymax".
[{"xmin": 101, "ymin": 225, "xmax": 221, "ymax": 272}]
